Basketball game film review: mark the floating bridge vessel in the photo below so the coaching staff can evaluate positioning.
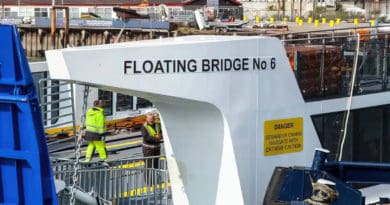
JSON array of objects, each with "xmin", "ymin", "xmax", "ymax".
[{"xmin": 3, "ymin": 24, "xmax": 390, "ymax": 204}]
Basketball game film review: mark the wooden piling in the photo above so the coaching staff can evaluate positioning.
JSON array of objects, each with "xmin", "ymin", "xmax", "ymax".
[{"xmin": 18, "ymin": 26, "xmax": 170, "ymax": 58}]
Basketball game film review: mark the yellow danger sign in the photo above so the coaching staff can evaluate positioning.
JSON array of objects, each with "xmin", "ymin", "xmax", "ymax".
[{"xmin": 264, "ymin": 117, "xmax": 303, "ymax": 156}]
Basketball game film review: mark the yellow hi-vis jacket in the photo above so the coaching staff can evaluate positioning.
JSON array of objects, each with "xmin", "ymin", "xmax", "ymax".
[
  {"xmin": 144, "ymin": 122, "xmax": 161, "ymax": 137},
  {"xmin": 85, "ymin": 107, "xmax": 106, "ymax": 134}
]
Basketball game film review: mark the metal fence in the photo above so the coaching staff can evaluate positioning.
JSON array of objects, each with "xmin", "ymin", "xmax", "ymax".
[
  {"xmin": 170, "ymin": 10, "xmax": 195, "ymax": 23},
  {"xmin": 280, "ymin": 27, "xmax": 390, "ymax": 101},
  {"xmin": 52, "ymin": 156, "xmax": 171, "ymax": 205},
  {"xmin": 52, "ymin": 156, "xmax": 168, "ymax": 172}
]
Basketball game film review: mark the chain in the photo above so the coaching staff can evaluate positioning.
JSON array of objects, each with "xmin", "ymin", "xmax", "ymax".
[{"xmin": 70, "ymin": 85, "xmax": 90, "ymax": 205}]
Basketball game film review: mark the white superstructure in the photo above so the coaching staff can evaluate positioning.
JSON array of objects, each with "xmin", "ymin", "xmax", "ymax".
[{"xmin": 45, "ymin": 34, "xmax": 390, "ymax": 204}]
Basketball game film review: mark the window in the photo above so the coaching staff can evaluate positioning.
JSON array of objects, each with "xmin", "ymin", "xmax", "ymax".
[
  {"xmin": 353, "ymin": 107, "xmax": 383, "ymax": 162},
  {"xmin": 87, "ymin": 8, "xmax": 95, "ymax": 14},
  {"xmin": 50, "ymin": 80, "xmax": 60, "ymax": 124},
  {"xmin": 116, "ymin": 94, "xmax": 133, "ymax": 111},
  {"xmin": 292, "ymin": 45, "xmax": 344, "ymax": 100},
  {"xmin": 32, "ymin": 72, "xmax": 48, "ymax": 125},
  {"xmin": 96, "ymin": 8, "xmax": 112, "ymax": 19},
  {"xmin": 312, "ymin": 112, "xmax": 352, "ymax": 161},
  {"xmin": 56, "ymin": 9, "xmax": 64, "ymax": 19},
  {"xmin": 98, "ymin": 90, "xmax": 113, "ymax": 116},
  {"xmin": 312, "ymin": 105, "xmax": 390, "ymax": 162},
  {"xmin": 357, "ymin": 39, "xmax": 386, "ymax": 93},
  {"xmin": 69, "ymin": 8, "xmax": 80, "ymax": 19},
  {"xmin": 137, "ymin": 97, "xmax": 153, "ymax": 109},
  {"xmin": 383, "ymin": 107, "xmax": 390, "ymax": 162},
  {"xmin": 4, "ymin": 8, "xmax": 18, "ymax": 18},
  {"xmin": 88, "ymin": 7, "xmax": 112, "ymax": 19},
  {"xmin": 19, "ymin": 8, "xmax": 34, "ymax": 17},
  {"xmin": 31, "ymin": 73, "xmax": 60, "ymax": 125},
  {"xmin": 217, "ymin": 8, "xmax": 242, "ymax": 20},
  {"xmin": 32, "ymin": 72, "xmax": 48, "ymax": 104},
  {"xmin": 169, "ymin": 8, "xmax": 182, "ymax": 13},
  {"xmin": 34, "ymin": 8, "xmax": 48, "ymax": 18}
]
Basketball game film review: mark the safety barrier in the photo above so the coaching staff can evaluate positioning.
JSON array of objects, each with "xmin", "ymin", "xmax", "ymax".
[
  {"xmin": 55, "ymin": 168, "xmax": 171, "ymax": 204},
  {"xmin": 52, "ymin": 156, "xmax": 171, "ymax": 204},
  {"xmin": 32, "ymin": 18, "xmax": 170, "ymax": 30},
  {"xmin": 52, "ymin": 156, "xmax": 168, "ymax": 172},
  {"xmin": 281, "ymin": 27, "xmax": 390, "ymax": 101}
]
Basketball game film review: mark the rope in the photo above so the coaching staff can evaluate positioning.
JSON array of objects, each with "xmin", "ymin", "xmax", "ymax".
[{"xmin": 337, "ymin": 33, "xmax": 360, "ymax": 161}]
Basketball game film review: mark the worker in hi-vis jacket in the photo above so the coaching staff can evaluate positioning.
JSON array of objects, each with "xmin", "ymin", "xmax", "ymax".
[
  {"xmin": 141, "ymin": 113, "xmax": 162, "ymax": 169},
  {"xmin": 84, "ymin": 100, "xmax": 107, "ymax": 162}
]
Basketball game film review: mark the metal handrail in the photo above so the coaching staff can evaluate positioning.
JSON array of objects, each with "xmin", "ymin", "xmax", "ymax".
[
  {"xmin": 281, "ymin": 27, "xmax": 390, "ymax": 44},
  {"xmin": 40, "ymin": 82, "xmax": 70, "ymax": 89},
  {"xmin": 42, "ymin": 89, "xmax": 72, "ymax": 97},
  {"xmin": 285, "ymin": 28, "xmax": 390, "ymax": 102},
  {"xmin": 43, "ymin": 113, "xmax": 74, "ymax": 122},
  {"xmin": 40, "ymin": 97, "xmax": 73, "ymax": 106},
  {"xmin": 53, "ymin": 156, "xmax": 171, "ymax": 205},
  {"xmin": 44, "ymin": 121, "xmax": 74, "ymax": 129},
  {"xmin": 283, "ymin": 34, "xmax": 352, "ymax": 43},
  {"xmin": 52, "ymin": 156, "xmax": 168, "ymax": 172},
  {"xmin": 55, "ymin": 167, "xmax": 171, "ymax": 205},
  {"xmin": 275, "ymin": 25, "xmax": 386, "ymax": 36},
  {"xmin": 42, "ymin": 105, "xmax": 73, "ymax": 114}
]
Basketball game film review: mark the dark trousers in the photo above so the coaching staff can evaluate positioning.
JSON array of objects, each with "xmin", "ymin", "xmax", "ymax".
[
  {"xmin": 143, "ymin": 145, "xmax": 161, "ymax": 184},
  {"xmin": 142, "ymin": 145, "xmax": 161, "ymax": 169}
]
